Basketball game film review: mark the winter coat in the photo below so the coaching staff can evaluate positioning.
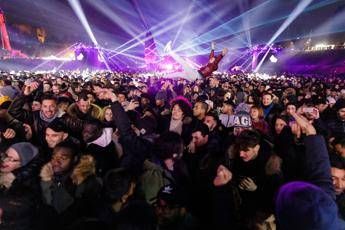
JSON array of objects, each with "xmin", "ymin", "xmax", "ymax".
[
  {"xmin": 110, "ymin": 101, "xmax": 152, "ymax": 176},
  {"xmin": 39, "ymin": 158, "xmax": 102, "ymax": 230},
  {"xmin": 110, "ymin": 102, "xmax": 191, "ymax": 205},
  {"xmin": 262, "ymin": 103, "xmax": 282, "ymax": 127},
  {"xmin": 67, "ymin": 103, "xmax": 103, "ymax": 121},
  {"xmin": 8, "ymin": 95, "xmax": 84, "ymax": 147},
  {"xmin": 139, "ymin": 160, "xmax": 175, "ymax": 204},
  {"xmin": 232, "ymin": 139, "xmax": 283, "ymax": 224},
  {"xmin": 0, "ymin": 160, "xmax": 41, "ymax": 230},
  {"xmin": 252, "ymin": 119, "xmax": 271, "ymax": 136},
  {"xmin": 160, "ymin": 115, "xmax": 194, "ymax": 144},
  {"xmin": 85, "ymin": 129, "xmax": 119, "ymax": 177},
  {"xmin": 8, "ymin": 95, "xmax": 56, "ymax": 146},
  {"xmin": 274, "ymin": 126, "xmax": 302, "ymax": 182},
  {"xmin": 327, "ymin": 117, "xmax": 345, "ymax": 138}
]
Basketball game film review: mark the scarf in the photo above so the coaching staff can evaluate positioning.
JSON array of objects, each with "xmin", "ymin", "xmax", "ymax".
[
  {"xmin": 39, "ymin": 111, "xmax": 58, "ymax": 123},
  {"xmin": 169, "ymin": 119, "xmax": 183, "ymax": 135}
]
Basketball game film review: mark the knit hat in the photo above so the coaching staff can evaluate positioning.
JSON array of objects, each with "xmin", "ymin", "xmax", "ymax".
[
  {"xmin": 0, "ymin": 95, "xmax": 11, "ymax": 109},
  {"xmin": 276, "ymin": 181, "xmax": 339, "ymax": 230},
  {"xmin": 10, "ymin": 142, "xmax": 39, "ymax": 167},
  {"xmin": 232, "ymin": 111, "xmax": 252, "ymax": 128}
]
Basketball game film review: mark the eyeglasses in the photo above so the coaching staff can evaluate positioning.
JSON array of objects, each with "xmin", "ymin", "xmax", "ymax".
[{"xmin": 1, "ymin": 154, "xmax": 20, "ymax": 163}]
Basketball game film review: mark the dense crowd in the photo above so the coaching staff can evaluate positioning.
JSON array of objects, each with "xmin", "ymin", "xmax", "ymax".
[{"xmin": 0, "ymin": 70, "xmax": 345, "ymax": 230}]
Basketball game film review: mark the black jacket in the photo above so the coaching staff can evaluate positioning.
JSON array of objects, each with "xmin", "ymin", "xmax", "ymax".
[
  {"xmin": 9, "ymin": 95, "xmax": 92, "ymax": 147},
  {"xmin": 0, "ymin": 160, "xmax": 41, "ymax": 230},
  {"xmin": 39, "ymin": 169, "xmax": 102, "ymax": 229}
]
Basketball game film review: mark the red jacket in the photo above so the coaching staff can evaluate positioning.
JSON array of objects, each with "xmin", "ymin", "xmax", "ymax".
[{"xmin": 198, "ymin": 50, "xmax": 224, "ymax": 78}]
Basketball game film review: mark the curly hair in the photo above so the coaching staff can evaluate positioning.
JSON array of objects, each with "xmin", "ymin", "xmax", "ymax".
[{"xmin": 170, "ymin": 96, "xmax": 193, "ymax": 118}]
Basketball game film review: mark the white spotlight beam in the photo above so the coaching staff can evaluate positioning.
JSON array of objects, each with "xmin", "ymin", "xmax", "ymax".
[
  {"xmin": 238, "ymin": 0, "xmax": 252, "ymax": 47},
  {"xmin": 102, "ymin": 47, "xmax": 145, "ymax": 61},
  {"xmin": 175, "ymin": 0, "xmax": 277, "ymax": 52},
  {"xmin": 87, "ymin": 0, "xmax": 143, "ymax": 44},
  {"xmin": 172, "ymin": 2, "xmax": 194, "ymax": 46},
  {"xmin": 112, "ymin": 10, "xmax": 187, "ymax": 53},
  {"xmin": 68, "ymin": 0, "xmax": 111, "ymax": 71},
  {"xmin": 111, "ymin": 1, "xmax": 222, "ymax": 58},
  {"xmin": 266, "ymin": 0, "xmax": 313, "ymax": 47},
  {"xmin": 68, "ymin": 0, "xmax": 98, "ymax": 45},
  {"xmin": 255, "ymin": 0, "xmax": 313, "ymax": 72}
]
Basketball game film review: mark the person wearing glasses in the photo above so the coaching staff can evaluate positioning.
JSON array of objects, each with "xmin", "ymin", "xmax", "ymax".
[{"xmin": 0, "ymin": 142, "xmax": 40, "ymax": 230}]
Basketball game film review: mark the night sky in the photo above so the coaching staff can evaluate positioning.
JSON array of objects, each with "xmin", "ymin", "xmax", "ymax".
[{"xmin": 1, "ymin": 0, "xmax": 345, "ymax": 55}]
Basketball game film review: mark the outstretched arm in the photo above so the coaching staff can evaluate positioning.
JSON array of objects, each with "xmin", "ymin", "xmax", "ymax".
[
  {"xmin": 209, "ymin": 41, "xmax": 215, "ymax": 59},
  {"xmin": 291, "ymin": 112, "xmax": 335, "ymax": 199}
]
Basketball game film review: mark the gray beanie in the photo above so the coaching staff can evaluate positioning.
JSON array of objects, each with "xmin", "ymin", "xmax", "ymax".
[{"xmin": 10, "ymin": 142, "xmax": 39, "ymax": 167}]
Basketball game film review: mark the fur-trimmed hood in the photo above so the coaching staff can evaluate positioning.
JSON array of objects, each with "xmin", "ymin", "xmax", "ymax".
[
  {"xmin": 71, "ymin": 155, "xmax": 96, "ymax": 184},
  {"xmin": 67, "ymin": 103, "xmax": 103, "ymax": 120}
]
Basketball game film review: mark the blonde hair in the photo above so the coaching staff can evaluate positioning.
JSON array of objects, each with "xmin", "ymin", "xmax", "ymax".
[{"xmin": 100, "ymin": 105, "xmax": 112, "ymax": 121}]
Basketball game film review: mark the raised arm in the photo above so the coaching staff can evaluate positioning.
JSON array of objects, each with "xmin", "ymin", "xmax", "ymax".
[
  {"xmin": 8, "ymin": 95, "xmax": 33, "ymax": 123},
  {"xmin": 107, "ymin": 91, "xmax": 151, "ymax": 174},
  {"xmin": 291, "ymin": 112, "xmax": 335, "ymax": 199},
  {"xmin": 8, "ymin": 82, "xmax": 39, "ymax": 123}
]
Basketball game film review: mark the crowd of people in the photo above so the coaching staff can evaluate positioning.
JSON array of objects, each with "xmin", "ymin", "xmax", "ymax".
[{"xmin": 0, "ymin": 69, "xmax": 345, "ymax": 230}]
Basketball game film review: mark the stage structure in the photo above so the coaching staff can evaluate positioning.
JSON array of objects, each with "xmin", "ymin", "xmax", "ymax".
[{"xmin": 0, "ymin": 8, "xmax": 11, "ymax": 51}]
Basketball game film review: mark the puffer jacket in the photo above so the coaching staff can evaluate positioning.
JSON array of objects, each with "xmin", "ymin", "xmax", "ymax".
[
  {"xmin": 39, "ymin": 156, "xmax": 102, "ymax": 230},
  {"xmin": 0, "ymin": 157, "xmax": 41, "ymax": 230},
  {"xmin": 67, "ymin": 103, "xmax": 102, "ymax": 121}
]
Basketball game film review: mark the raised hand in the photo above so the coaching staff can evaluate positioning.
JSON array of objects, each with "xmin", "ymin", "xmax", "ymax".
[
  {"xmin": 126, "ymin": 100, "xmax": 140, "ymax": 111},
  {"xmin": 213, "ymin": 165, "xmax": 232, "ymax": 187},
  {"xmin": 187, "ymin": 140, "xmax": 196, "ymax": 154},
  {"xmin": 99, "ymin": 89, "xmax": 118, "ymax": 102},
  {"xmin": 222, "ymin": 48, "xmax": 229, "ymax": 56},
  {"xmin": 23, "ymin": 123, "xmax": 33, "ymax": 140},
  {"xmin": 40, "ymin": 163, "xmax": 54, "ymax": 182},
  {"xmin": 23, "ymin": 82, "xmax": 40, "ymax": 96},
  {"xmin": 211, "ymin": 41, "xmax": 216, "ymax": 50},
  {"xmin": 291, "ymin": 111, "xmax": 317, "ymax": 136},
  {"xmin": 2, "ymin": 128, "xmax": 16, "ymax": 139}
]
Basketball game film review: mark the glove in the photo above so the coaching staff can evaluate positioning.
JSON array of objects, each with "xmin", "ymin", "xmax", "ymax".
[{"xmin": 239, "ymin": 177, "xmax": 257, "ymax": 191}]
